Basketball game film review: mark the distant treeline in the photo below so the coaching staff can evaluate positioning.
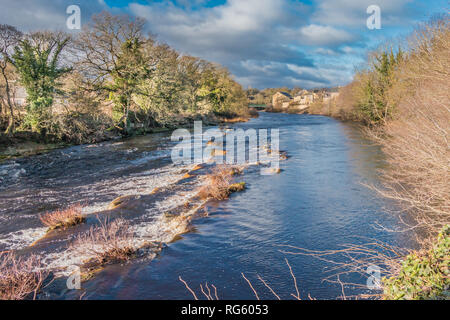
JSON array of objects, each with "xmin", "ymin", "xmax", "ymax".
[{"xmin": 0, "ymin": 12, "xmax": 250, "ymax": 144}]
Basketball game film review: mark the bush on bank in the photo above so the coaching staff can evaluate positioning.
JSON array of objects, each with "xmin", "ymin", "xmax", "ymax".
[{"xmin": 382, "ymin": 226, "xmax": 450, "ymax": 300}]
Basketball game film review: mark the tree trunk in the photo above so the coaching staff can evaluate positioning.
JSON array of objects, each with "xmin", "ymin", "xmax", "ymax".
[
  {"xmin": 1, "ymin": 69, "xmax": 15, "ymax": 134},
  {"xmin": 123, "ymin": 94, "xmax": 131, "ymax": 134}
]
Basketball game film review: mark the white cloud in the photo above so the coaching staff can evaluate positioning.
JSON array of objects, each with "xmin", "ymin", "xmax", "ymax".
[
  {"xmin": 127, "ymin": 0, "xmax": 362, "ymax": 88},
  {"xmin": 0, "ymin": 0, "xmax": 428, "ymax": 89},
  {"xmin": 129, "ymin": 0, "xmax": 286, "ymax": 48},
  {"xmin": 297, "ymin": 24, "xmax": 355, "ymax": 46}
]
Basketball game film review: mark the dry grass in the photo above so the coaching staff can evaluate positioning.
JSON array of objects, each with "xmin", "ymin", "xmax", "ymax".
[
  {"xmin": 197, "ymin": 165, "xmax": 245, "ymax": 200},
  {"xmin": 72, "ymin": 218, "xmax": 136, "ymax": 265},
  {"xmin": 40, "ymin": 204, "xmax": 85, "ymax": 231},
  {"xmin": 0, "ymin": 252, "xmax": 48, "ymax": 300}
]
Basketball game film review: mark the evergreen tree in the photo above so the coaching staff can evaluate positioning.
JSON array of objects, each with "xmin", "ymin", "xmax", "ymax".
[{"xmin": 11, "ymin": 32, "xmax": 71, "ymax": 133}]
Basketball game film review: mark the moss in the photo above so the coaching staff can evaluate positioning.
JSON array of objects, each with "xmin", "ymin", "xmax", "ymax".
[
  {"xmin": 80, "ymin": 266, "xmax": 105, "ymax": 282},
  {"xmin": 382, "ymin": 225, "xmax": 450, "ymax": 300},
  {"xmin": 150, "ymin": 187, "xmax": 160, "ymax": 194},
  {"xmin": 228, "ymin": 182, "xmax": 246, "ymax": 193}
]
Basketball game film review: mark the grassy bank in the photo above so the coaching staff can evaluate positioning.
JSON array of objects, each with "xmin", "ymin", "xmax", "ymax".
[{"xmin": 309, "ymin": 17, "xmax": 449, "ymax": 299}]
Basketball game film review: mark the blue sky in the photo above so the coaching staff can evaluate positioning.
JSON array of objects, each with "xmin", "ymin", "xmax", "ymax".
[{"xmin": 0, "ymin": 0, "xmax": 447, "ymax": 89}]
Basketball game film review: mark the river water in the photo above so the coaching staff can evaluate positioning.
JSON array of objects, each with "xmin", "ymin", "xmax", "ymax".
[{"xmin": 0, "ymin": 112, "xmax": 411, "ymax": 300}]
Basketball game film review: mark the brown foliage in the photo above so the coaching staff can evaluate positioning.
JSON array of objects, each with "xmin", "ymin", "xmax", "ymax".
[
  {"xmin": 197, "ymin": 165, "xmax": 245, "ymax": 200},
  {"xmin": 198, "ymin": 165, "xmax": 233, "ymax": 200},
  {"xmin": 40, "ymin": 204, "xmax": 85, "ymax": 231},
  {"xmin": 72, "ymin": 218, "xmax": 136, "ymax": 265},
  {"xmin": 372, "ymin": 19, "xmax": 450, "ymax": 235},
  {"xmin": 0, "ymin": 252, "xmax": 48, "ymax": 300}
]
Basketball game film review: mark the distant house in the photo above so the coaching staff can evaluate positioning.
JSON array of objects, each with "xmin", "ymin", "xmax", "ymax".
[
  {"xmin": 272, "ymin": 89, "xmax": 332, "ymax": 113},
  {"xmin": 292, "ymin": 89, "xmax": 317, "ymax": 107},
  {"xmin": 272, "ymin": 92, "xmax": 292, "ymax": 109},
  {"xmin": 293, "ymin": 93, "xmax": 315, "ymax": 105}
]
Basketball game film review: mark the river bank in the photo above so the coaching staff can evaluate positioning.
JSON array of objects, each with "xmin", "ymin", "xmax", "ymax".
[{"xmin": 0, "ymin": 113, "xmax": 258, "ymax": 163}]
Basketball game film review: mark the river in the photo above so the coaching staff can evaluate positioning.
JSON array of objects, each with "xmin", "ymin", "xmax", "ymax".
[{"xmin": 0, "ymin": 112, "xmax": 411, "ymax": 300}]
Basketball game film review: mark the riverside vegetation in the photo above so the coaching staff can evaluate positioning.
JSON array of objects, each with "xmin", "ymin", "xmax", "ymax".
[
  {"xmin": 305, "ymin": 17, "xmax": 449, "ymax": 299},
  {"xmin": 0, "ymin": 12, "xmax": 251, "ymax": 158}
]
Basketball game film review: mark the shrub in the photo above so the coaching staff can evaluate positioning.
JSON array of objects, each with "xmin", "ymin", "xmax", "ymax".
[
  {"xmin": 0, "ymin": 252, "xmax": 48, "ymax": 300},
  {"xmin": 371, "ymin": 18, "xmax": 449, "ymax": 234},
  {"xmin": 352, "ymin": 49, "xmax": 404, "ymax": 126},
  {"xmin": 40, "ymin": 204, "xmax": 85, "ymax": 231},
  {"xmin": 382, "ymin": 225, "xmax": 450, "ymax": 300},
  {"xmin": 198, "ymin": 165, "xmax": 246, "ymax": 200},
  {"xmin": 72, "ymin": 218, "xmax": 136, "ymax": 265},
  {"xmin": 48, "ymin": 112, "xmax": 113, "ymax": 144}
]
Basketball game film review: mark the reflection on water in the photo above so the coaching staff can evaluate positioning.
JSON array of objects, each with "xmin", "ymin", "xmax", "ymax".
[{"xmin": 0, "ymin": 112, "xmax": 411, "ymax": 299}]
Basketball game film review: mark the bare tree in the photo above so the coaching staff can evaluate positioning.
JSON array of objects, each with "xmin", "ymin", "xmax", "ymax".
[{"xmin": 75, "ymin": 12, "xmax": 152, "ymax": 132}]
